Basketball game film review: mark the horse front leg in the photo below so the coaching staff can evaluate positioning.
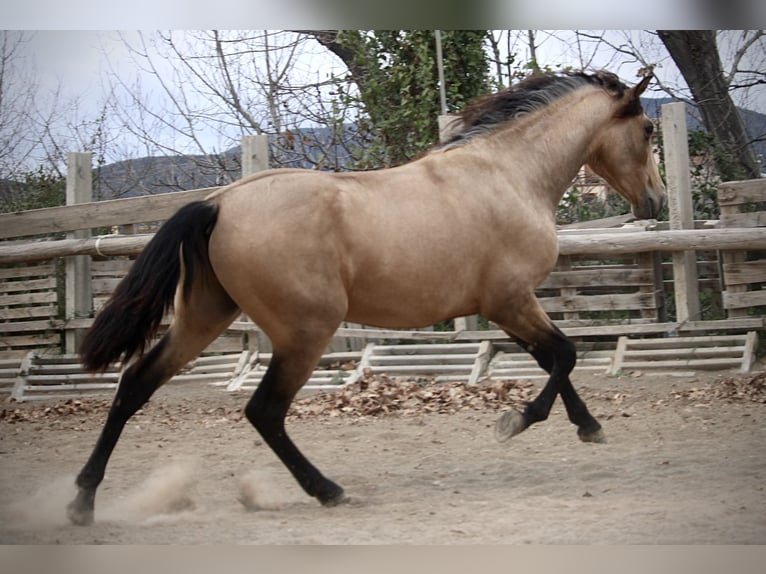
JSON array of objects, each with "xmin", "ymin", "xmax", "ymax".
[
  {"xmin": 488, "ymin": 295, "xmax": 605, "ymax": 443},
  {"xmin": 244, "ymin": 348, "xmax": 346, "ymax": 507}
]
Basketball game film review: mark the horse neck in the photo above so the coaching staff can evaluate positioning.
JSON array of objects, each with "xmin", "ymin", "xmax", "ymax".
[{"xmin": 487, "ymin": 89, "xmax": 616, "ymax": 213}]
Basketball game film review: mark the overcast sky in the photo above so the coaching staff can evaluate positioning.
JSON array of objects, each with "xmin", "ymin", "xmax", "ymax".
[
  {"xmin": 5, "ymin": 29, "xmax": 765, "ymax": 172},
  {"xmin": 16, "ymin": 29, "xmax": 764, "ymax": 110}
]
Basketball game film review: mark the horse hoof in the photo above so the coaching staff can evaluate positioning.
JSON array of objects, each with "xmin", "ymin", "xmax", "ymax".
[
  {"xmin": 66, "ymin": 500, "xmax": 94, "ymax": 526},
  {"xmin": 318, "ymin": 482, "xmax": 346, "ymax": 507},
  {"xmin": 319, "ymin": 491, "xmax": 347, "ymax": 507},
  {"xmin": 578, "ymin": 426, "xmax": 606, "ymax": 444},
  {"xmin": 495, "ymin": 410, "xmax": 526, "ymax": 443},
  {"xmin": 321, "ymin": 493, "xmax": 348, "ymax": 507}
]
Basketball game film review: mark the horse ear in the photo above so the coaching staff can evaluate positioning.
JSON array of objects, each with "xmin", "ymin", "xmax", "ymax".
[{"xmin": 631, "ymin": 73, "xmax": 653, "ymax": 98}]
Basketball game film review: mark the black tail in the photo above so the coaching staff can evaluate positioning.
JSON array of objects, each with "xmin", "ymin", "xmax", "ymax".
[{"xmin": 80, "ymin": 201, "xmax": 219, "ymax": 372}]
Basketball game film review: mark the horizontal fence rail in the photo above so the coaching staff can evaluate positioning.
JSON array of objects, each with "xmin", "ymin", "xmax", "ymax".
[{"xmin": 2, "ymin": 227, "xmax": 766, "ymax": 265}]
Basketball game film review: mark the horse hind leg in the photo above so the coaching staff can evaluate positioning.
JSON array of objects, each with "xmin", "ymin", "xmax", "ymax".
[
  {"xmin": 488, "ymin": 295, "xmax": 604, "ymax": 444},
  {"xmin": 244, "ymin": 331, "xmax": 346, "ymax": 507},
  {"xmin": 67, "ymin": 284, "xmax": 239, "ymax": 526}
]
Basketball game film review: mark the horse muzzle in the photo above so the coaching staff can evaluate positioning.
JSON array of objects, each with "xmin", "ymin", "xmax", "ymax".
[{"xmin": 633, "ymin": 188, "xmax": 666, "ymax": 220}]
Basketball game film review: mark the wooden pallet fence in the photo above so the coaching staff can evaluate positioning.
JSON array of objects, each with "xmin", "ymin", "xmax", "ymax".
[
  {"xmin": 488, "ymin": 341, "xmax": 614, "ymax": 381},
  {"xmin": 718, "ymin": 179, "xmax": 766, "ymax": 319},
  {"xmin": 353, "ymin": 341, "xmax": 491, "ymax": 385},
  {"xmin": 0, "ymin": 261, "xmax": 62, "ymax": 359},
  {"xmin": 10, "ymin": 350, "xmax": 254, "ymax": 401},
  {"xmin": 535, "ymin": 249, "xmax": 663, "ymax": 329},
  {"xmin": 224, "ymin": 350, "xmax": 362, "ymax": 393},
  {"xmin": 90, "ymin": 257, "xmax": 133, "ymax": 311},
  {"xmin": 607, "ymin": 332, "xmax": 758, "ymax": 375}
]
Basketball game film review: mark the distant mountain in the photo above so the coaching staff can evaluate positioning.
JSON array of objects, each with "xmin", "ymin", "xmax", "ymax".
[
  {"xmin": 92, "ymin": 98, "xmax": 766, "ymax": 200},
  {"xmin": 93, "ymin": 125, "xmax": 363, "ymax": 200}
]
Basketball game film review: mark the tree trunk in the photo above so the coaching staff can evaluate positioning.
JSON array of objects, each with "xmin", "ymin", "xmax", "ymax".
[{"xmin": 657, "ymin": 30, "xmax": 761, "ymax": 181}]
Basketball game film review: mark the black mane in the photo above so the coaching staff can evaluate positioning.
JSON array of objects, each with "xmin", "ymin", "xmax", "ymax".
[{"xmin": 437, "ymin": 71, "xmax": 635, "ymax": 150}]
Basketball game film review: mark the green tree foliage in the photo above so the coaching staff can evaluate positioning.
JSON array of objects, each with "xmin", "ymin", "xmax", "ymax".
[
  {"xmin": 330, "ymin": 30, "xmax": 491, "ymax": 168},
  {"xmin": 0, "ymin": 167, "xmax": 65, "ymax": 213}
]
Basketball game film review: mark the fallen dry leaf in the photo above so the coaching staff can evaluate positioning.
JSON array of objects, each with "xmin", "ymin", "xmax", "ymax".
[{"xmin": 288, "ymin": 375, "xmax": 535, "ymax": 419}]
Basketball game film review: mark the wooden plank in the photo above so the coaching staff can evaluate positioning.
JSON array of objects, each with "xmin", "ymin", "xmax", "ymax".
[
  {"xmin": 371, "ymin": 354, "xmax": 478, "ymax": 365},
  {"xmin": 722, "ymin": 289, "xmax": 766, "ymax": 310},
  {"xmin": 0, "ymin": 320, "xmax": 58, "ymax": 334},
  {"xmin": 0, "ymin": 277, "xmax": 57, "ymax": 294},
  {"xmin": 24, "ymin": 383, "xmax": 118, "ymax": 393},
  {"xmin": 0, "ymin": 333, "xmax": 60, "ymax": 348},
  {"xmin": 90, "ymin": 259, "xmax": 133, "ymax": 273},
  {"xmin": 741, "ymin": 331, "xmax": 758, "ymax": 373},
  {"xmin": 720, "ymin": 250, "xmax": 748, "ymax": 318},
  {"xmin": 618, "ymin": 357, "xmax": 743, "ymax": 370},
  {"xmin": 538, "ymin": 267, "xmax": 654, "ymax": 289},
  {"xmin": 26, "ymin": 374, "xmax": 118, "ymax": 384},
  {"xmin": 373, "ymin": 343, "xmax": 479, "ymax": 354},
  {"xmin": 366, "ymin": 364, "xmax": 472, "ymax": 374},
  {"xmin": 204, "ymin": 336, "xmax": 245, "ymax": 354},
  {"xmin": 556, "ymin": 255, "xmax": 579, "ymax": 321},
  {"xmin": 607, "ymin": 337, "xmax": 629, "ymax": 375},
  {"xmin": 455, "ymin": 317, "xmax": 765, "ymax": 340},
  {"xmin": 719, "ymin": 211, "xmax": 766, "ymax": 228},
  {"xmin": 0, "ymin": 306, "xmax": 57, "ymax": 321},
  {"xmin": 0, "ymin": 186, "xmax": 218, "ymax": 239},
  {"xmin": 0, "ymin": 263, "xmax": 56, "ymax": 280},
  {"xmin": 468, "ymin": 340, "xmax": 492, "ymax": 385},
  {"xmin": 333, "ymin": 327, "xmax": 458, "ymax": 341},
  {"xmin": 717, "ymin": 179, "xmax": 766, "ymax": 206},
  {"xmin": 91, "ymin": 277, "xmax": 122, "ymax": 293},
  {"xmin": 556, "ymin": 318, "xmax": 655, "ymax": 329},
  {"xmin": 0, "ymin": 350, "xmax": 28, "ymax": 360},
  {"xmin": 623, "ymin": 335, "xmax": 747, "ymax": 347},
  {"xmin": 10, "ymin": 351, "xmax": 36, "ymax": 400},
  {"xmin": 622, "ymin": 347, "xmax": 744, "ymax": 359},
  {"xmin": 557, "ymin": 213, "xmax": 635, "ymax": 230},
  {"xmin": 539, "ymin": 292, "xmax": 656, "ymax": 313},
  {"xmin": 557, "ymin": 228, "xmax": 766, "ymax": 255},
  {"xmin": 4, "ymin": 227, "xmax": 766, "ymax": 266},
  {"xmin": 540, "ymin": 268, "xmax": 654, "ymax": 289},
  {"xmin": 722, "ymin": 260, "xmax": 766, "ymax": 286},
  {"xmin": 0, "ymin": 292, "xmax": 58, "ymax": 306}
]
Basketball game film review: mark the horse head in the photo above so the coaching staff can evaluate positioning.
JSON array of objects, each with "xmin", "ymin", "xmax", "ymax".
[{"xmin": 585, "ymin": 73, "xmax": 667, "ymax": 220}]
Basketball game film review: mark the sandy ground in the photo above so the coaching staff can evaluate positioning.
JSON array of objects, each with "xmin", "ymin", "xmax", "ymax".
[{"xmin": 1, "ymin": 369, "xmax": 765, "ymax": 545}]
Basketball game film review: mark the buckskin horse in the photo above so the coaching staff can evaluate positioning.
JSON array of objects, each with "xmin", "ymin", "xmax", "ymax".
[{"xmin": 67, "ymin": 70, "xmax": 665, "ymax": 525}]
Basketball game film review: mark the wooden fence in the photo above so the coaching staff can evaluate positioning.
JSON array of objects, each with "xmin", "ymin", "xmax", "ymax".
[{"xmin": 2, "ymin": 110, "xmax": 766, "ymax": 397}]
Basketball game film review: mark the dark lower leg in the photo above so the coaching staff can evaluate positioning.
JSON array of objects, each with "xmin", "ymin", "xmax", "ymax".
[
  {"xmin": 498, "ymin": 328, "xmax": 603, "ymax": 442},
  {"xmin": 67, "ymin": 341, "xmax": 171, "ymax": 525},
  {"xmin": 245, "ymin": 355, "xmax": 344, "ymax": 506},
  {"xmin": 544, "ymin": 327, "xmax": 604, "ymax": 442}
]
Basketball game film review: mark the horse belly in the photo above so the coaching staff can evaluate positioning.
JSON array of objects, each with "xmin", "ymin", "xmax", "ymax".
[{"xmin": 344, "ymin": 267, "xmax": 479, "ymax": 329}]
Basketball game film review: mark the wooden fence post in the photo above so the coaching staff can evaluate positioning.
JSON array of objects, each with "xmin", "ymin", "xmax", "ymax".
[
  {"xmin": 439, "ymin": 114, "xmax": 479, "ymax": 332},
  {"xmin": 65, "ymin": 152, "xmax": 93, "ymax": 354},
  {"xmin": 241, "ymin": 135, "xmax": 270, "ymax": 176},
  {"xmin": 661, "ymin": 102, "xmax": 701, "ymax": 323},
  {"xmin": 240, "ymin": 135, "xmax": 271, "ymax": 352}
]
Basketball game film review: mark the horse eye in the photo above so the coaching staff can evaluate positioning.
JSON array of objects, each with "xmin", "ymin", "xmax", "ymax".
[{"xmin": 644, "ymin": 122, "xmax": 654, "ymax": 138}]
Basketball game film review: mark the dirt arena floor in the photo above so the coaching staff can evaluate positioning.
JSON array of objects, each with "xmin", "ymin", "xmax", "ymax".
[{"xmin": 1, "ymin": 368, "xmax": 765, "ymax": 545}]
